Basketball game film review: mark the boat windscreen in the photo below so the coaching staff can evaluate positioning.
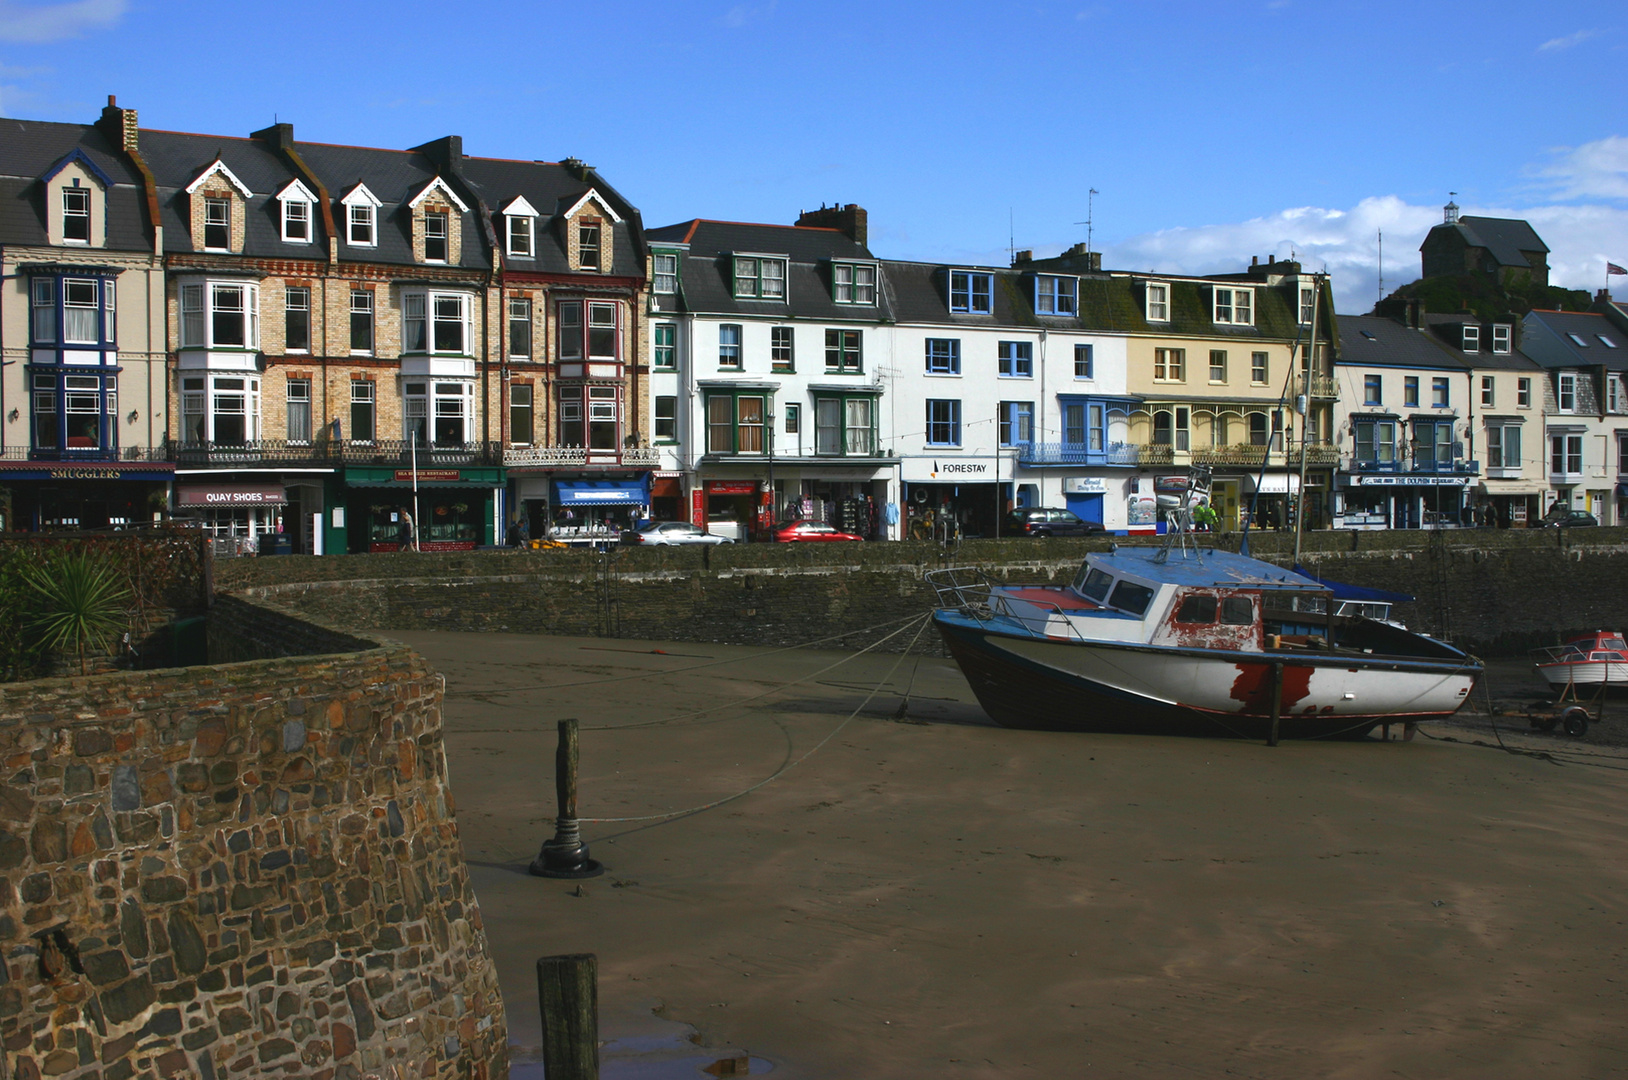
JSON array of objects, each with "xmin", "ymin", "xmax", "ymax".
[
  {"xmin": 1075, "ymin": 566, "xmax": 1115, "ymax": 602},
  {"xmin": 1606, "ymin": 637, "xmax": 1628, "ymax": 651},
  {"xmin": 1108, "ymin": 580, "xmax": 1156, "ymax": 616}
]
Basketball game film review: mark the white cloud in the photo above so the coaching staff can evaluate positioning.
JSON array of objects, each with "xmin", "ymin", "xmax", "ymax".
[
  {"xmin": 1529, "ymin": 135, "xmax": 1628, "ymax": 201},
  {"xmin": 719, "ymin": 0, "xmax": 776, "ymax": 28},
  {"xmin": 1537, "ymin": 28, "xmax": 1601, "ymax": 52},
  {"xmin": 0, "ymin": 0, "xmax": 126, "ymax": 43},
  {"xmin": 1081, "ymin": 195, "xmax": 1628, "ymax": 314}
]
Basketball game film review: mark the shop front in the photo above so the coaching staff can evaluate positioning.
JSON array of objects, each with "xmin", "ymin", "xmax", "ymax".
[
  {"xmin": 175, "ymin": 480, "xmax": 286, "ymax": 552},
  {"xmin": 1334, "ymin": 474, "xmax": 1471, "ymax": 530},
  {"xmin": 0, "ymin": 461, "xmax": 173, "ymax": 532},
  {"xmin": 698, "ymin": 479, "xmax": 763, "ymax": 542},
  {"xmin": 343, "ymin": 466, "xmax": 502, "ymax": 552},
  {"xmin": 550, "ymin": 478, "xmax": 650, "ymax": 543},
  {"xmin": 902, "ymin": 457, "xmax": 1003, "ymax": 539}
]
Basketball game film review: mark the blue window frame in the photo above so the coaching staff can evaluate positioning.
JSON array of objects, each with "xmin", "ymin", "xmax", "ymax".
[
  {"xmin": 1074, "ymin": 343, "xmax": 1093, "ymax": 379},
  {"xmin": 1363, "ymin": 374, "xmax": 1382, "ymax": 406},
  {"xmin": 1432, "ymin": 377, "xmax": 1450, "ymax": 408},
  {"xmin": 1035, "ymin": 275, "xmax": 1077, "ymax": 316},
  {"xmin": 998, "ymin": 340, "xmax": 1032, "ymax": 378},
  {"xmin": 925, "ymin": 338, "xmax": 960, "ymax": 374},
  {"xmin": 999, "ymin": 401, "xmax": 1033, "ymax": 447},
  {"xmin": 926, "ymin": 399, "xmax": 961, "ymax": 446},
  {"xmin": 949, "ymin": 271, "xmax": 993, "ymax": 314},
  {"xmin": 719, "ymin": 324, "xmax": 742, "ymax": 368}
]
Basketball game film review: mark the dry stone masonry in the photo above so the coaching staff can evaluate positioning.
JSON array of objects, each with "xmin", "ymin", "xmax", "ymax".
[{"xmin": 0, "ymin": 600, "xmax": 505, "ymax": 1079}]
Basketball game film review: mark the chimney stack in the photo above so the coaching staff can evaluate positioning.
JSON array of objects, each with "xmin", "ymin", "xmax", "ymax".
[
  {"xmin": 795, "ymin": 203, "xmax": 867, "ymax": 246},
  {"xmin": 1013, "ymin": 249, "xmax": 1032, "ymax": 266},
  {"xmin": 251, "ymin": 122, "xmax": 295, "ymax": 151},
  {"xmin": 97, "ymin": 94, "xmax": 139, "ymax": 152}
]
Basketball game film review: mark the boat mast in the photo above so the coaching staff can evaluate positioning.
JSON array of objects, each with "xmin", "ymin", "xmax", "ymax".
[{"xmin": 1291, "ymin": 272, "xmax": 1323, "ymax": 567}]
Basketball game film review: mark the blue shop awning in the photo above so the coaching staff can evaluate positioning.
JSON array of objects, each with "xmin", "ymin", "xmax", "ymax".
[{"xmin": 553, "ymin": 479, "xmax": 649, "ymax": 506}]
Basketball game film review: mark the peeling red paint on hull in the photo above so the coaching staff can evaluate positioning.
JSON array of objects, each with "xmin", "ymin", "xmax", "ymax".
[{"xmin": 1229, "ymin": 662, "xmax": 1314, "ymax": 711}]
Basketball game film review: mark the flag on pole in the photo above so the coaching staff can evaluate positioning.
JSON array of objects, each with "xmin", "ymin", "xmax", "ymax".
[{"xmin": 1610, "ymin": 262, "xmax": 1628, "ymax": 276}]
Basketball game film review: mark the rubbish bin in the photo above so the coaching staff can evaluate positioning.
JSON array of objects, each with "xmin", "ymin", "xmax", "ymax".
[{"xmin": 262, "ymin": 534, "xmax": 293, "ymax": 556}]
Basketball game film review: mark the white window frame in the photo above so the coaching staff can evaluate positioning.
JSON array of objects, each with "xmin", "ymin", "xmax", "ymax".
[
  {"xmin": 1299, "ymin": 285, "xmax": 1316, "ymax": 325},
  {"xmin": 404, "ymin": 379, "xmax": 474, "ymax": 447},
  {"xmin": 1486, "ymin": 423, "xmax": 1521, "ymax": 470},
  {"xmin": 62, "ymin": 278, "xmax": 100, "ymax": 345},
  {"xmin": 1212, "ymin": 286, "xmax": 1253, "ymax": 326},
  {"xmin": 423, "ymin": 210, "xmax": 450, "ymax": 263},
  {"xmin": 62, "ymin": 187, "xmax": 91, "ymax": 244},
  {"xmin": 1251, "ymin": 351, "xmax": 1268, "ymax": 385},
  {"xmin": 1517, "ymin": 377, "xmax": 1531, "ymax": 408},
  {"xmin": 653, "ymin": 252, "xmax": 679, "ymax": 295},
  {"xmin": 202, "ymin": 196, "xmax": 231, "ymax": 252},
  {"xmin": 1034, "ymin": 275, "xmax": 1077, "ymax": 316},
  {"xmin": 1492, "ymin": 324, "xmax": 1511, "ymax": 354},
  {"xmin": 184, "ymin": 374, "xmax": 261, "ymax": 445},
  {"xmin": 401, "ymin": 289, "xmax": 474, "ymax": 356},
  {"xmin": 1145, "ymin": 282, "xmax": 1169, "ymax": 322},
  {"xmin": 832, "ymin": 262, "xmax": 877, "ymax": 305},
  {"xmin": 342, "ymin": 184, "xmax": 381, "ymax": 248},
  {"xmin": 1609, "ymin": 375, "xmax": 1625, "ymax": 414},
  {"xmin": 733, "ymin": 255, "xmax": 787, "ymax": 300},
  {"xmin": 1559, "ymin": 372, "xmax": 1577, "ymax": 413},
  {"xmin": 1480, "ymin": 376, "xmax": 1494, "ymax": 408},
  {"xmin": 507, "ymin": 214, "xmax": 533, "ymax": 258},
  {"xmin": 276, "ymin": 180, "xmax": 316, "ymax": 244},
  {"xmin": 179, "ymin": 280, "xmax": 260, "ymax": 350},
  {"xmin": 949, "ymin": 270, "xmax": 993, "ymax": 315},
  {"xmin": 286, "ymin": 377, "xmax": 312, "ymax": 444},
  {"xmin": 1462, "ymin": 325, "xmax": 1480, "ymax": 353}
]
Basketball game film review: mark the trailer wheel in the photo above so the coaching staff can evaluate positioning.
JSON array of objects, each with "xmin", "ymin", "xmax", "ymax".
[{"xmin": 1561, "ymin": 708, "xmax": 1589, "ymax": 737}]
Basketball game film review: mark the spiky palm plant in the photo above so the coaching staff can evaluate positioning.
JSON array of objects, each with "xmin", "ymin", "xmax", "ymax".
[{"xmin": 24, "ymin": 550, "xmax": 132, "ymax": 675}]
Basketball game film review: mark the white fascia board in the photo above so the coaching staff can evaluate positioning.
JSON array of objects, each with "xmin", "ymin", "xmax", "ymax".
[
  {"xmin": 340, "ymin": 183, "xmax": 382, "ymax": 209},
  {"xmin": 276, "ymin": 178, "xmax": 317, "ymax": 204},
  {"xmin": 561, "ymin": 189, "xmax": 623, "ymax": 224},
  {"xmin": 502, "ymin": 195, "xmax": 538, "ymax": 218},
  {"xmin": 408, "ymin": 176, "xmax": 469, "ymax": 213},
  {"xmin": 184, "ymin": 159, "xmax": 254, "ymax": 199}
]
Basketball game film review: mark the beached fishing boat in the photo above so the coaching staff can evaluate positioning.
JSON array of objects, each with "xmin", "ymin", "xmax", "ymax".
[
  {"xmin": 1534, "ymin": 631, "xmax": 1628, "ymax": 692},
  {"xmin": 927, "ymin": 545, "xmax": 1482, "ymax": 739}
]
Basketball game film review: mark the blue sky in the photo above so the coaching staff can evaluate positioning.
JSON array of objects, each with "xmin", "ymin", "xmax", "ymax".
[{"xmin": 3, "ymin": 0, "xmax": 1625, "ymax": 312}]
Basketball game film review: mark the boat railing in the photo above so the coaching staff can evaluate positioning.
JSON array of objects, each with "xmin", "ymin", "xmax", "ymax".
[{"xmin": 925, "ymin": 568, "xmax": 1099, "ymax": 645}]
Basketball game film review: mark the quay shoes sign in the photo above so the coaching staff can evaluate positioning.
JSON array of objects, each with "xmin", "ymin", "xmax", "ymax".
[{"xmin": 177, "ymin": 483, "xmax": 288, "ymax": 506}]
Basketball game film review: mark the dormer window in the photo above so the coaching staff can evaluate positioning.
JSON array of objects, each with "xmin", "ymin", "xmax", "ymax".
[
  {"xmin": 578, "ymin": 222, "xmax": 601, "ymax": 270},
  {"xmin": 1462, "ymin": 325, "xmax": 1480, "ymax": 353},
  {"xmin": 1492, "ymin": 324, "xmax": 1512, "ymax": 353},
  {"xmin": 508, "ymin": 215, "xmax": 532, "ymax": 257},
  {"xmin": 1034, "ymin": 275, "xmax": 1077, "ymax": 316},
  {"xmin": 424, "ymin": 211, "xmax": 449, "ymax": 263},
  {"xmin": 653, "ymin": 252, "xmax": 679, "ymax": 295},
  {"xmin": 1213, "ymin": 286, "xmax": 1252, "ymax": 325},
  {"xmin": 734, "ymin": 255, "xmax": 786, "ymax": 300},
  {"xmin": 1299, "ymin": 285, "xmax": 1316, "ymax": 324},
  {"xmin": 833, "ymin": 262, "xmax": 876, "ymax": 305},
  {"xmin": 62, "ymin": 188, "xmax": 91, "ymax": 244},
  {"xmin": 203, "ymin": 197, "xmax": 230, "ymax": 251},
  {"xmin": 348, "ymin": 203, "xmax": 374, "ymax": 246},
  {"xmin": 1145, "ymin": 282, "xmax": 1169, "ymax": 322},
  {"xmin": 949, "ymin": 270, "xmax": 993, "ymax": 314},
  {"xmin": 276, "ymin": 180, "xmax": 316, "ymax": 244}
]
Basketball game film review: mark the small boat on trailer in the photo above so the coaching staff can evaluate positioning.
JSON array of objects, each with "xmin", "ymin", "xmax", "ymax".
[
  {"xmin": 1534, "ymin": 632, "xmax": 1628, "ymax": 693},
  {"xmin": 927, "ymin": 545, "xmax": 1482, "ymax": 740}
]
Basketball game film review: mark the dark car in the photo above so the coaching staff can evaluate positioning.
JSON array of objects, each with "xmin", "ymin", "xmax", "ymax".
[
  {"xmin": 772, "ymin": 521, "xmax": 865, "ymax": 542},
  {"xmin": 1002, "ymin": 508, "xmax": 1106, "ymax": 537},
  {"xmin": 1539, "ymin": 508, "xmax": 1599, "ymax": 528}
]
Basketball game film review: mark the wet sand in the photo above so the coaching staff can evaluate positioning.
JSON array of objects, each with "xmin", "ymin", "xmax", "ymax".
[{"xmin": 399, "ymin": 629, "xmax": 1628, "ymax": 1079}]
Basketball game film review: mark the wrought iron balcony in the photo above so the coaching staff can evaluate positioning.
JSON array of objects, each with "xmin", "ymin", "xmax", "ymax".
[
  {"xmin": 1342, "ymin": 455, "xmax": 1480, "ymax": 475},
  {"xmin": 1017, "ymin": 442, "xmax": 1146, "ymax": 467},
  {"xmin": 1298, "ymin": 373, "xmax": 1339, "ymax": 399},
  {"xmin": 173, "ymin": 440, "xmax": 502, "ymax": 468},
  {"xmin": 1, "ymin": 445, "xmax": 171, "ymax": 463},
  {"xmin": 504, "ymin": 445, "xmax": 662, "ymax": 468}
]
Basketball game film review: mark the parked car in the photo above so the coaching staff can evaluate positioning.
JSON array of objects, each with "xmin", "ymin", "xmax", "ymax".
[
  {"xmin": 621, "ymin": 521, "xmax": 736, "ymax": 546},
  {"xmin": 1538, "ymin": 508, "xmax": 1599, "ymax": 528},
  {"xmin": 771, "ymin": 521, "xmax": 865, "ymax": 543},
  {"xmin": 1002, "ymin": 508, "xmax": 1106, "ymax": 537}
]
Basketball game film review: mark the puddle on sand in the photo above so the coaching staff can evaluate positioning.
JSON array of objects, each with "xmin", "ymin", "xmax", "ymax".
[{"xmin": 509, "ymin": 1007, "xmax": 773, "ymax": 1079}]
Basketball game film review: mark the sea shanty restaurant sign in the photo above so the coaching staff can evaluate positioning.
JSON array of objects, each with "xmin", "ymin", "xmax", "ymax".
[
  {"xmin": 176, "ymin": 483, "xmax": 287, "ymax": 506},
  {"xmin": 395, "ymin": 469, "xmax": 462, "ymax": 483}
]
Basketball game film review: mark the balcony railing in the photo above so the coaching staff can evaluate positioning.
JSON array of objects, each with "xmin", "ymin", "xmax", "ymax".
[
  {"xmin": 174, "ymin": 440, "xmax": 503, "ymax": 467},
  {"xmin": 1017, "ymin": 442, "xmax": 1148, "ymax": 467},
  {"xmin": 1192, "ymin": 443, "xmax": 1341, "ymax": 467},
  {"xmin": 1, "ymin": 445, "xmax": 172, "ymax": 463},
  {"xmin": 1342, "ymin": 455, "xmax": 1480, "ymax": 475},
  {"xmin": 504, "ymin": 445, "xmax": 661, "ymax": 468},
  {"xmin": 1298, "ymin": 373, "xmax": 1339, "ymax": 399}
]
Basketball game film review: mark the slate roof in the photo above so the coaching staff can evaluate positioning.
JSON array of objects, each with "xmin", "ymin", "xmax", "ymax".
[
  {"xmin": 1336, "ymin": 315, "xmax": 1469, "ymax": 372},
  {"xmin": 1427, "ymin": 216, "xmax": 1549, "ymax": 267},
  {"xmin": 460, "ymin": 156, "xmax": 644, "ymax": 277},
  {"xmin": 1419, "ymin": 314, "xmax": 1543, "ymax": 373},
  {"xmin": 647, "ymin": 219, "xmax": 881, "ymax": 321},
  {"xmin": 0, "ymin": 117, "xmax": 151, "ymax": 251},
  {"xmin": 1523, "ymin": 310, "xmax": 1628, "ymax": 371}
]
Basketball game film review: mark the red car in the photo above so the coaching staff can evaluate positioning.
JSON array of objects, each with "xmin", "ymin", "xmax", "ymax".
[{"xmin": 772, "ymin": 521, "xmax": 865, "ymax": 542}]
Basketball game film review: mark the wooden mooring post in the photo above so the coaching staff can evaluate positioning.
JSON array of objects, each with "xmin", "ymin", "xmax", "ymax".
[
  {"xmin": 538, "ymin": 952, "xmax": 599, "ymax": 1080},
  {"xmin": 1266, "ymin": 662, "xmax": 1284, "ymax": 747},
  {"xmin": 530, "ymin": 718, "xmax": 603, "ymax": 878}
]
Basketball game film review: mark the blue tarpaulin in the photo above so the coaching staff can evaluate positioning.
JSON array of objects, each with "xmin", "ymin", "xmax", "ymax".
[
  {"xmin": 553, "ymin": 479, "xmax": 649, "ymax": 506},
  {"xmin": 1293, "ymin": 564, "xmax": 1415, "ymax": 605}
]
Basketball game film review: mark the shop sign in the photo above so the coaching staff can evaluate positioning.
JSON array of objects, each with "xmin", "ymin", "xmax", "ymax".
[
  {"xmin": 177, "ymin": 483, "xmax": 287, "ymax": 507},
  {"xmin": 395, "ymin": 469, "xmax": 461, "ymax": 483},
  {"xmin": 1153, "ymin": 475, "xmax": 1191, "ymax": 495},
  {"xmin": 1062, "ymin": 477, "xmax": 1108, "ymax": 494},
  {"xmin": 1357, "ymin": 475, "xmax": 1468, "ymax": 487},
  {"xmin": 708, "ymin": 480, "xmax": 758, "ymax": 495},
  {"xmin": 0, "ymin": 465, "xmax": 171, "ymax": 482},
  {"xmin": 929, "ymin": 459, "xmax": 991, "ymax": 477}
]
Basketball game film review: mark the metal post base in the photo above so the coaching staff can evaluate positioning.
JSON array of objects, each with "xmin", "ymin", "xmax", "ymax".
[{"xmin": 529, "ymin": 817, "xmax": 604, "ymax": 879}]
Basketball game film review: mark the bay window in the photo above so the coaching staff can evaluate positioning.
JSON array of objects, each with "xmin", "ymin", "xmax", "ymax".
[
  {"xmin": 556, "ymin": 301, "xmax": 619, "ymax": 362},
  {"xmin": 32, "ymin": 371, "xmax": 117, "ymax": 454},
  {"xmin": 705, "ymin": 392, "xmax": 766, "ymax": 454},
  {"xmin": 179, "ymin": 374, "xmax": 259, "ymax": 446},
  {"xmin": 1486, "ymin": 424, "xmax": 1520, "ymax": 470},
  {"xmin": 403, "ymin": 290, "xmax": 473, "ymax": 355},
  {"xmin": 179, "ymin": 281, "xmax": 259, "ymax": 350},
  {"xmin": 1354, "ymin": 419, "xmax": 1396, "ymax": 465},
  {"xmin": 812, "ymin": 394, "xmax": 876, "ymax": 456},
  {"xmin": 557, "ymin": 384, "xmax": 621, "ymax": 450},
  {"xmin": 1551, "ymin": 434, "xmax": 1583, "ymax": 476},
  {"xmin": 405, "ymin": 381, "xmax": 472, "ymax": 447}
]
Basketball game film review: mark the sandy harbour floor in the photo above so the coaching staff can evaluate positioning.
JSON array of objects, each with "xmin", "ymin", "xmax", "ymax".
[{"xmin": 396, "ymin": 629, "xmax": 1628, "ymax": 1080}]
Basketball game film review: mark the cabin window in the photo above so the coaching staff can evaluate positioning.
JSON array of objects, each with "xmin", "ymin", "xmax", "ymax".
[
  {"xmin": 1108, "ymin": 580, "xmax": 1155, "ymax": 616},
  {"xmin": 1605, "ymin": 637, "xmax": 1628, "ymax": 652},
  {"xmin": 1176, "ymin": 595, "xmax": 1218, "ymax": 623},
  {"xmin": 1074, "ymin": 566, "xmax": 1115, "ymax": 602},
  {"xmin": 1220, "ymin": 597, "xmax": 1254, "ymax": 625}
]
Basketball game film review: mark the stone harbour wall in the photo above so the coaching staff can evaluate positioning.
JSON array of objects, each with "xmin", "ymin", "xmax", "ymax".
[
  {"xmin": 0, "ymin": 601, "xmax": 506, "ymax": 1080},
  {"xmin": 218, "ymin": 528, "xmax": 1628, "ymax": 657}
]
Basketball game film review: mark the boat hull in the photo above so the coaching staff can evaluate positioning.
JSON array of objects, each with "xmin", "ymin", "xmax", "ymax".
[
  {"xmin": 1536, "ymin": 660, "xmax": 1628, "ymax": 691},
  {"xmin": 935, "ymin": 613, "xmax": 1480, "ymax": 740}
]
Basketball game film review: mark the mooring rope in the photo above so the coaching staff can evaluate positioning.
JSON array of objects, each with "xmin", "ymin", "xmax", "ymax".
[{"xmin": 578, "ymin": 612, "xmax": 935, "ymax": 825}]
